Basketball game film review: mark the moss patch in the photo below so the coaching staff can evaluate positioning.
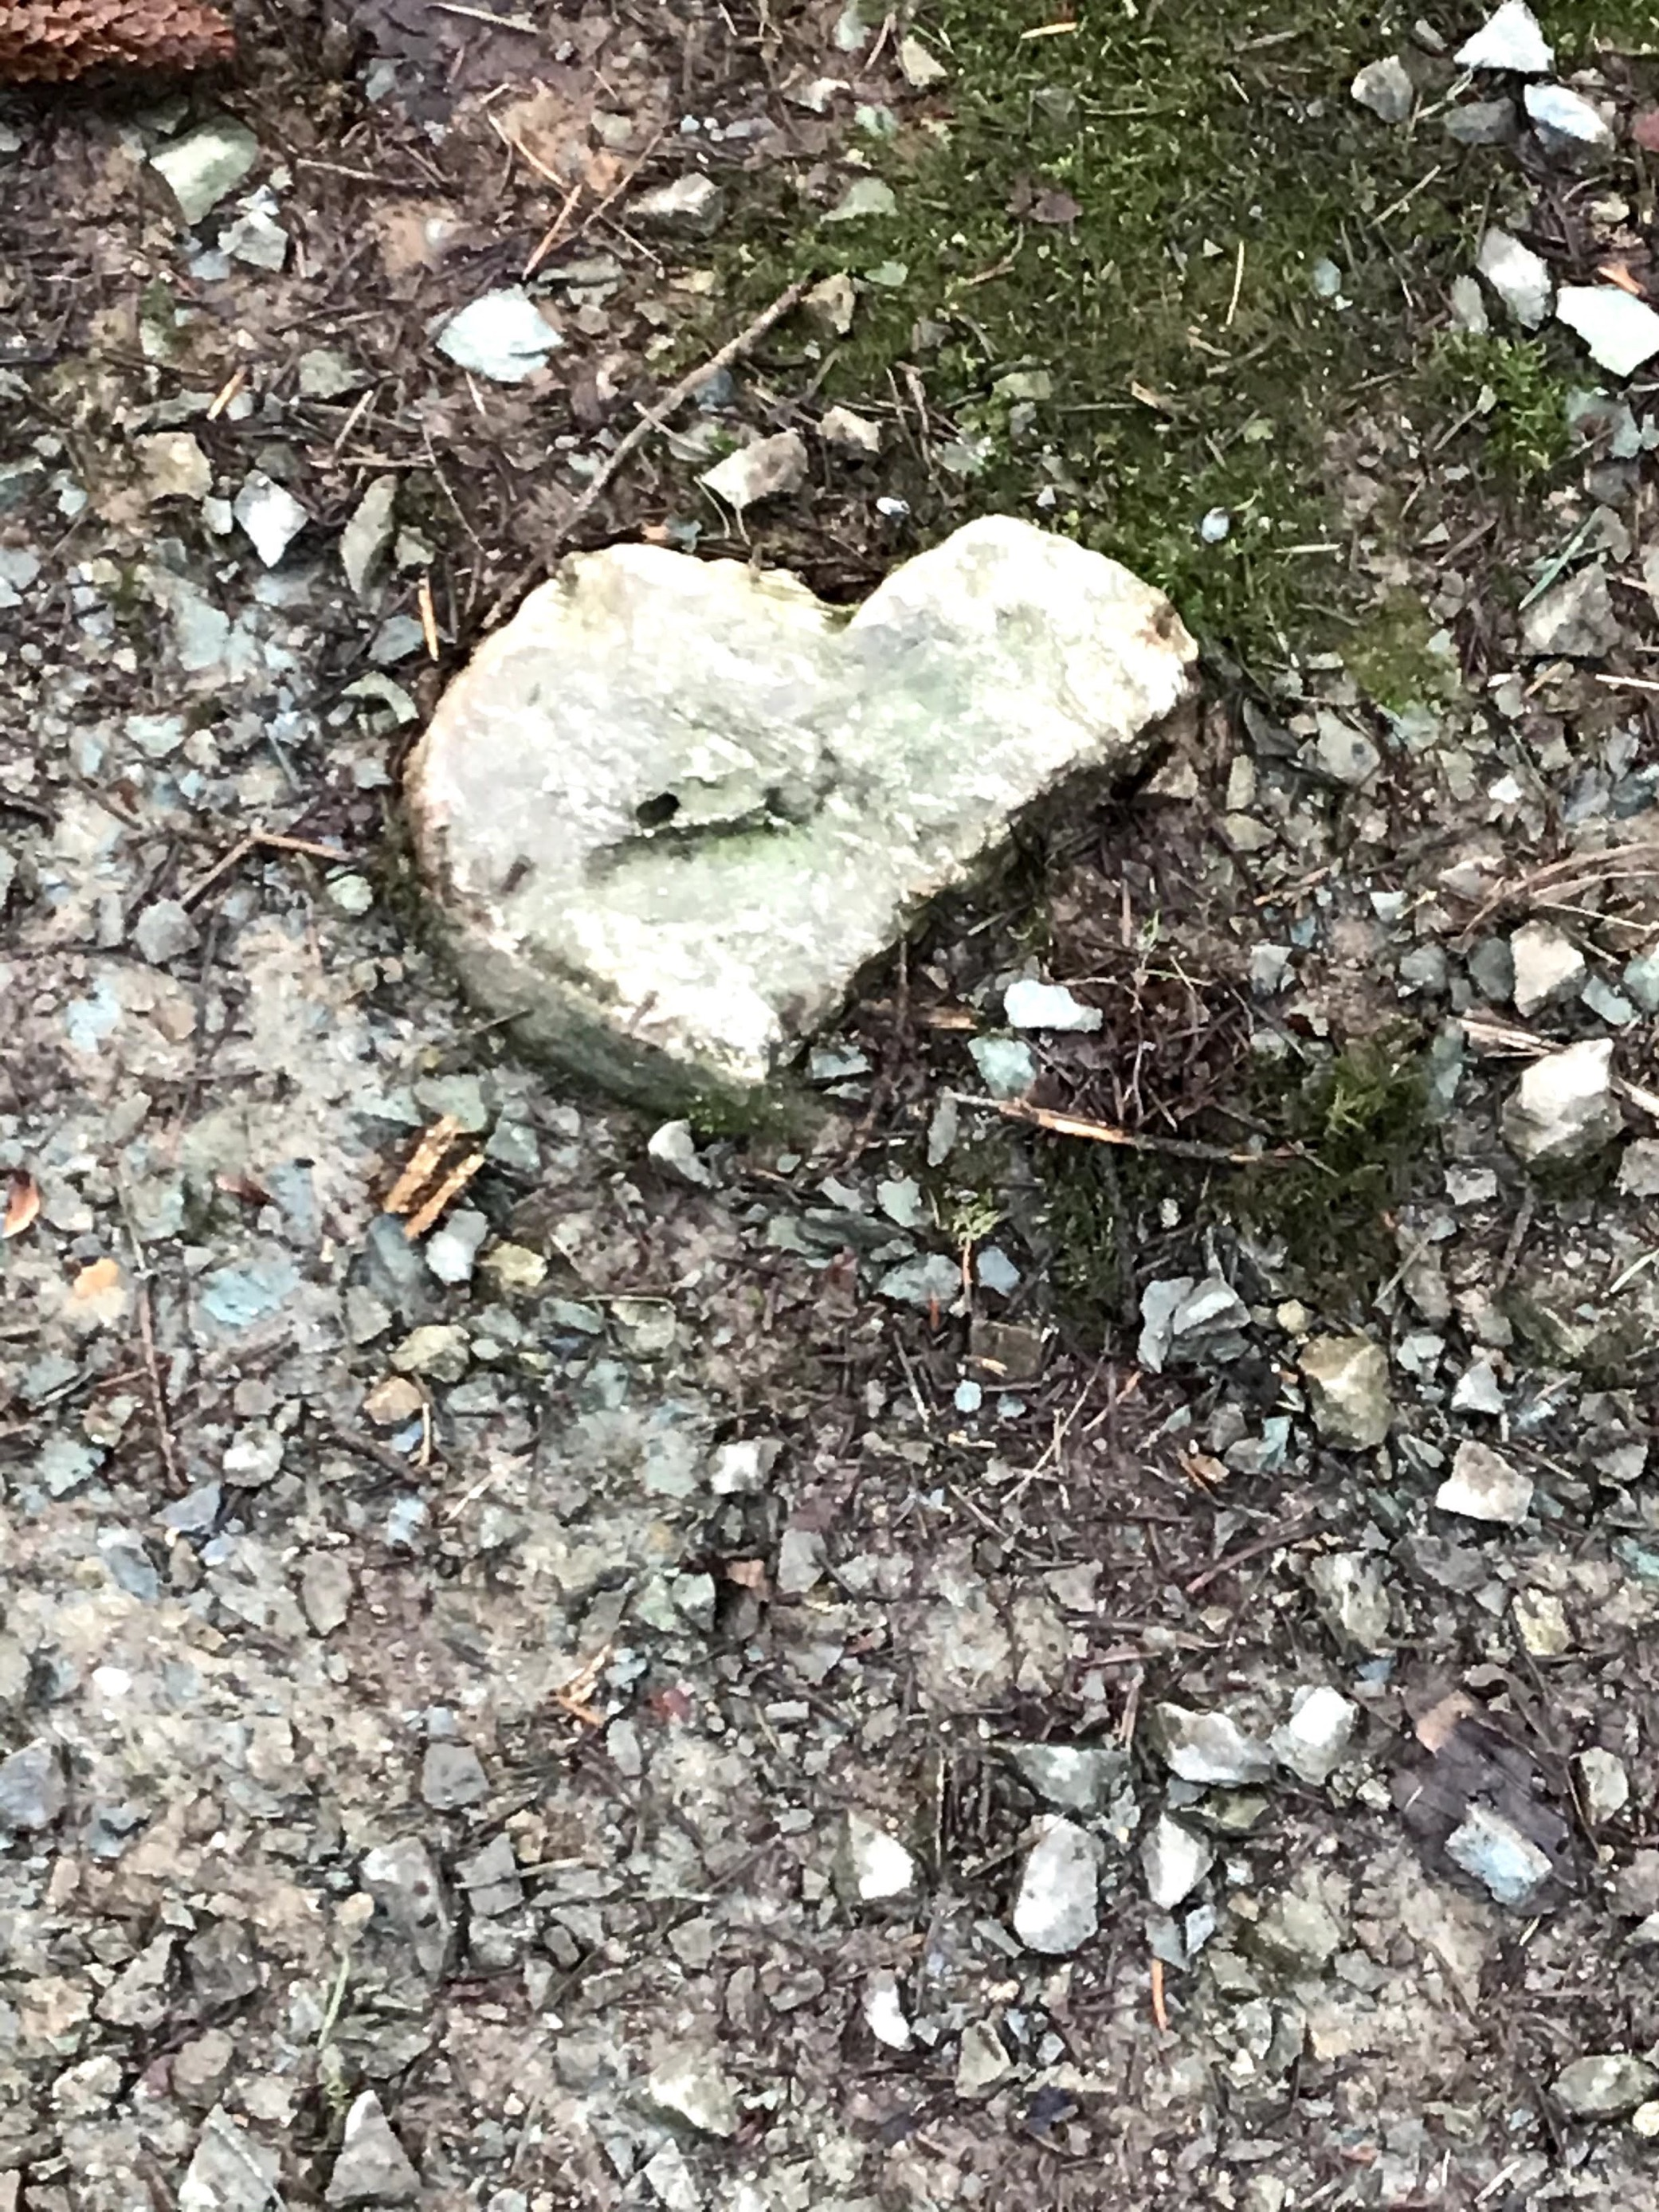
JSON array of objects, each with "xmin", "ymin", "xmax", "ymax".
[
  {"xmin": 715, "ymin": 0, "xmax": 1654, "ymax": 673},
  {"xmin": 1342, "ymin": 589, "xmax": 1459, "ymax": 712},
  {"xmin": 1233, "ymin": 1030, "xmax": 1430, "ymax": 1295},
  {"xmin": 1430, "ymin": 331, "xmax": 1579, "ymax": 482},
  {"xmin": 1034, "ymin": 1030, "xmax": 1430, "ymax": 1335}
]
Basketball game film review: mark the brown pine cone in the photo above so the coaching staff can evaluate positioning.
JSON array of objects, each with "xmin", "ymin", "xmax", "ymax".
[{"xmin": 0, "ymin": 0, "xmax": 236, "ymax": 81}]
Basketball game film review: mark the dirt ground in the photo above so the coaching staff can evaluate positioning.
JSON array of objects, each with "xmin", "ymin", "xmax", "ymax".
[{"xmin": 8, "ymin": 3, "xmax": 1659, "ymax": 2209}]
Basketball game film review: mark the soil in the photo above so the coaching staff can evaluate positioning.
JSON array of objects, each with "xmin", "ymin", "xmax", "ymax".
[{"xmin": 7, "ymin": 4, "xmax": 1659, "ymax": 2210}]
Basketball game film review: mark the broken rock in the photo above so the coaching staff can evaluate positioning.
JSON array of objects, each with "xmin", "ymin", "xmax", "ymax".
[
  {"xmin": 631, "ymin": 173, "xmax": 726, "ymax": 236},
  {"xmin": 834, "ymin": 1811, "xmax": 917, "ymax": 1908},
  {"xmin": 1555, "ymin": 285, "xmax": 1659, "ymax": 378},
  {"xmin": 1271, "ymin": 1685, "xmax": 1359, "ymax": 1785},
  {"xmin": 0, "ymin": 1739, "xmax": 66, "ymax": 1830},
  {"xmin": 700, "ymin": 429, "xmax": 809, "ymax": 513},
  {"xmin": 406, "ymin": 520, "xmax": 1196, "ymax": 1108},
  {"xmin": 1351, "ymin": 56, "xmax": 1414, "ymax": 124},
  {"xmin": 647, "ymin": 2049, "xmax": 740, "ymax": 2137},
  {"xmin": 1012, "ymin": 1817, "xmax": 1100, "ymax": 1954},
  {"xmin": 1155, "ymin": 1703, "xmax": 1272, "ymax": 1786},
  {"xmin": 1508, "ymin": 920, "xmax": 1584, "ymax": 1016},
  {"xmin": 149, "ymin": 119, "xmax": 259, "ymax": 227},
  {"xmin": 1445, "ymin": 1803, "xmax": 1551, "ymax": 1908},
  {"xmin": 1520, "ymin": 561, "xmax": 1620, "ymax": 657},
  {"xmin": 1455, "ymin": 0, "xmax": 1552, "ymax": 73},
  {"xmin": 1555, "ymin": 2053, "xmax": 1659, "ymax": 2118},
  {"xmin": 178, "ymin": 2105, "xmax": 284, "ymax": 2212},
  {"xmin": 1524, "ymin": 81, "xmax": 1613, "ymax": 158},
  {"xmin": 1477, "ymin": 226, "xmax": 1551, "ymax": 329},
  {"xmin": 326, "ymin": 2090, "xmax": 421, "ymax": 2205},
  {"xmin": 1299, "ymin": 1334, "xmax": 1392, "ymax": 1449},
  {"xmin": 1142, "ymin": 1813, "xmax": 1214, "ymax": 1908},
  {"xmin": 1500, "ymin": 1037, "xmax": 1623, "ymax": 1166},
  {"xmin": 1435, "ymin": 1439, "xmax": 1533, "ymax": 1525}
]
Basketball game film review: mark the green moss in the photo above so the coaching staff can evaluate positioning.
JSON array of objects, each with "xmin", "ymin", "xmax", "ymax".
[
  {"xmin": 712, "ymin": 0, "xmax": 1655, "ymax": 677},
  {"xmin": 1430, "ymin": 331, "xmax": 1579, "ymax": 481},
  {"xmin": 1342, "ymin": 590, "xmax": 1457, "ymax": 712},
  {"xmin": 1037, "ymin": 1142, "xmax": 1158, "ymax": 1335},
  {"xmin": 1233, "ymin": 1031, "xmax": 1430, "ymax": 1296},
  {"xmin": 1034, "ymin": 1030, "xmax": 1430, "ymax": 1335}
]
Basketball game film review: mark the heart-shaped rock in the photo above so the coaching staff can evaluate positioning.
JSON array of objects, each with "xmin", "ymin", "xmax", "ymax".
[{"xmin": 406, "ymin": 516, "xmax": 1197, "ymax": 1112}]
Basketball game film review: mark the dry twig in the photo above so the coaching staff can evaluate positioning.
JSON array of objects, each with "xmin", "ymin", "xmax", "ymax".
[
  {"xmin": 181, "ymin": 830, "xmax": 351, "ymax": 909},
  {"xmin": 956, "ymin": 1092, "xmax": 1303, "ymax": 1167}
]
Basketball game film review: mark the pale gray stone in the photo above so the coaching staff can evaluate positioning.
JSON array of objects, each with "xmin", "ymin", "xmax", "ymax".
[
  {"xmin": 407, "ymin": 520, "xmax": 1195, "ymax": 1108},
  {"xmin": 360, "ymin": 1839, "xmax": 450, "ymax": 1975},
  {"xmin": 955, "ymin": 2019, "xmax": 1016, "ymax": 2098},
  {"xmin": 1012, "ymin": 1818, "xmax": 1100, "ymax": 1954},
  {"xmin": 222, "ymin": 208, "xmax": 290, "ymax": 271},
  {"xmin": 1253, "ymin": 1885, "xmax": 1343, "ymax": 1972},
  {"xmin": 1312, "ymin": 711, "xmax": 1379, "ymax": 786},
  {"xmin": 178, "ymin": 2104, "xmax": 284, "ymax": 2212},
  {"xmin": 1576, "ymin": 1748, "xmax": 1630, "ymax": 1822},
  {"xmin": 823, "ymin": 175, "xmax": 897, "ymax": 221},
  {"xmin": 233, "ymin": 474, "xmax": 308, "ymax": 567},
  {"xmin": 1445, "ymin": 96, "xmax": 1516, "ymax": 146},
  {"xmin": 642, "ymin": 2143, "xmax": 699, "ymax": 2212},
  {"xmin": 1139, "ymin": 1273, "xmax": 1250, "ymax": 1373},
  {"xmin": 437, "ymin": 288, "xmax": 562, "ymax": 382},
  {"xmin": 1270, "ymin": 1685, "xmax": 1358, "ymax": 1785},
  {"xmin": 647, "ymin": 2048, "xmax": 740, "ymax": 2136},
  {"xmin": 300, "ymin": 1553, "xmax": 353, "ymax": 1636},
  {"xmin": 1501, "ymin": 1038, "xmax": 1623, "ymax": 1164},
  {"xmin": 1449, "ymin": 272, "xmax": 1489, "ymax": 331},
  {"xmin": 1509, "ymin": 920, "xmax": 1584, "ymax": 1015},
  {"xmin": 700, "ymin": 429, "xmax": 809, "ymax": 512},
  {"xmin": 632, "ymin": 173, "xmax": 726, "ymax": 235},
  {"xmin": 820, "ymin": 404, "xmax": 883, "ymax": 457},
  {"xmin": 1455, "ymin": 0, "xmax": 1552, "ymax": 73},
  {"xmin": 222, "ymin": 1427, "xmax": 284, "ymax": 1488},
  {"xmin": 1300, "ymin": 1334, "xmax": 1392, "ymax": 1449},
  {"xmin": 1556, "ymin": 286, "xmax": 1659, "ymax": 378},
  {"xmin": 136, "ymin": 431, "xmax": 212, "ymax": 503},
  {"xmin": 1155, "ymin": 1704, "xmax": 1272, "ymax": 1786},
  {"xmin": 898, "ymin": 33, "xmax": 947, "ymax": 87},
  {"xmin": 134, "ymin": 899, "xmax": 199, "ymax": 965},
  {"xmin": 1445, "ymin": 1803, "xmax": 1551, "ymax": 1906},
  {"xmin": 967, "ymin": 1034, "xmax": 1037, "ymax": 1096},
  {"xmin": 1619, "ymin": 1139, "xmax": 1659, "ymax": 1198},
  {"xmin": 298, "ymin": 346, "xmax": 367, "ymax": 398},
  {"xmin": 806, "ymin": 271, "xmax": 857, "ymax": 334},
  {"xmin": 420, "ymin": 1740, "xmax": 488, "ymax": 1810},
  {"xmin": 649, "ymin": 1120, "xmax": 712, "ymax": 1186},
  {"xmin": 1435, "ymin": 1439, "xmax": 1533, "ymax": 1525},
  {"xmin": 1142, "ymin": 1813, "xmax": 1213, "ymax": 1908},
  {"xmin": 1003, "ymin": 978, "xmax": 1101, "ymax": 1032},
  {"xmin": 1351, "ymin": 57, "xmax": 1414, "ymax": 124},
  {"xmin": 425, "ymin": 1209, "xmax": 488, "ymax": 1287},
  {"xmin": 1524, "ymin": 82, "xmax": 1614, "ymax": 156},
  {"xmin": 151, "ymin": 120, "xmax": 260, "ymax": 227},
  {"xmin": 0, "ymin": 1739, "xmax": 65, "ymax": 1831},
  {"xmin": 863, "ymin": 1970, "xmax": 912, "ymax": 2049},
  {"xmin": 1554, "ymin": 2053, "xmax": 1658, "ymax": 2118},
  {"xmin": 327, "ymin": 2090, "xmax": 421, "ymax": 2204},
  {"xmin": 1521, "ymin": 562, "xmax": 1619, "ymax": 657},
  {"xmin": 1306, "ymin": 1551, "xmax": 1394, "ymax": 1651},
  {"xmin": 341, "ymin": 477, "xmax": 398, "ymax": 598},
  {"xmin": 1477, "ymin": 227, "xmax": 1551, "ymax": 329},
  {"xmin": 834, "ymin": 1811, "xmax": 917, "ymax": 1907},
  {"xmin": 1008, "ymin": 1742, "xmax": 1126, "ymax": 1815}
]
